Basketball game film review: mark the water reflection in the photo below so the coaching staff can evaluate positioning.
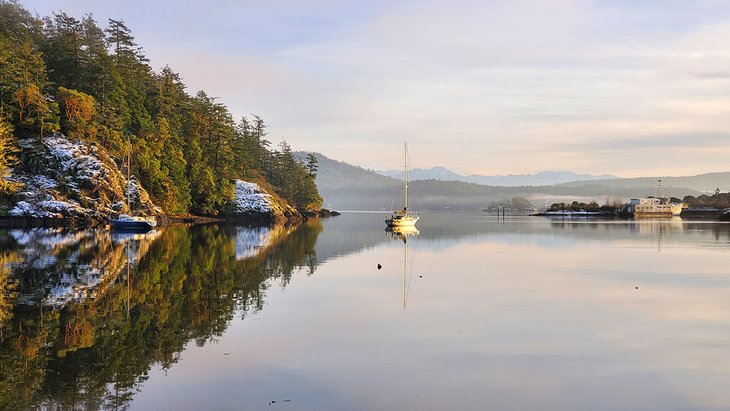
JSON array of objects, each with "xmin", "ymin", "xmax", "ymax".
[
  {"xmin": 314, "ymin": 214, "xmax": 730, "ymax": 260},
  {"xmin": 0, "ymin": 220, "xmax": 323, "ymax": 410},
  {"xmin": 385, "ymin": 226, "xmax": 419, "ymax": 309},
  {"xmin": 1, "ymin": 214, "xmax": 730, "ymax": 410}
]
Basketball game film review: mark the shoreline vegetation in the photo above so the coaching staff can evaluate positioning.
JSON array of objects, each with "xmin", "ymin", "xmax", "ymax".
[
  {"xmin": 531, "ymin": 193, "xmax": 730, "ymax": 220},
  {"xmin": 0, "ymin": 1, "xmax": 326, "ymax": 227}
]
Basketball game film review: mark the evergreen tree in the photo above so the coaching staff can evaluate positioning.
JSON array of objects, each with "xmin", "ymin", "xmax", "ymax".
[
  {"xmin": 0, "ymin": 2, "xmax": 323, "ymax": 215},
  {"xmin": 0, "ymin": 1, "xmax": 50, "ymax": 131},
  {"xmin": 305, "ymin": 153, "xmax": 318, "ymax": 178},
  {"xmin": 42, "ymin": 12, "xmax": 84, "ymax": 89},
  {"xmin": 0, "ymin": 116, "xmax": 19, "ymax": 193}
]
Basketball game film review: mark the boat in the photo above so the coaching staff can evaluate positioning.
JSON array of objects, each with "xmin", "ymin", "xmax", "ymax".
[
  {"xmin": 110, "ymin": 136, "xmax": 157, "ymax": 230},
  {"xmin": 385, "ymin": 143, "xmax": 419, "ymax": 227},
  {"xmin": 111, "ymin": 214, "xmax": 157, "ymax": 230},
  {"xmin": 630, "ymin": 198, "xmax": 682, "ymax": 218},
  {"xmin": 629, "ymin": 180, "xmax": 683, "ymax": 218}
]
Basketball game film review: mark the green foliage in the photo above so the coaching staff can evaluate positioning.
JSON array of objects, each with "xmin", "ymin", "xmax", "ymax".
[
  {"xmin": 0, "ymin": 117, "xmax": 20, "ymax": 194},
  {"xmin": 687, "ymin": 192, "xmax": 730, "ymax": 209},
  {"xmin": 487, "ymin": 196, "xmax": 535, "ymax": 211},
  {"xmin": 263, "ymin": 141, "xmax": 322, "ymax": 210},
  {"xmin": 548, "ymin": 200, "xmax": 601, "ymax": 212},
  {"xmin": 0, "ymin": 2, "xmax": 322, "ymax": 215},
  {"xmin": 57, "ymin": 86, "xmax": 96, "ymax": 139}
]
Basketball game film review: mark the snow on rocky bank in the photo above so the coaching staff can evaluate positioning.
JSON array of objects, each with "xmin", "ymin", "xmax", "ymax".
[
  {"xmin": 228, "ymin": 180, "xmax": 300, "ymax": 222},
  {"xmin": 5, "ymin": 133, "xmax": 162, "ymax": 223},
  {"xmin": 232, "ymin": 181, "xmax": 276, "ymax": 214}
]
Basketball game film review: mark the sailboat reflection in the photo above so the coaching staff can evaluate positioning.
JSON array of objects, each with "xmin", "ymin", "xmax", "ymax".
[
  {"xmin": 385, "ymin": 226, "xmax": 419, "ymax": 309},
  {"xmin": 386, "ymin": 225, "xmax": 419, "ymax": 242},
  {"xmin": 111, "ymin": 230, "xmax": 159, "ymax": 317},
  {"xmin": 110, "ymin": 229, "xmax": 159, "ymax": 244}
]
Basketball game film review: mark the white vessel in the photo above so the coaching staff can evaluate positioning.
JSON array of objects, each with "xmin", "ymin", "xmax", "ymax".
[
  {"xmin": 629, "ymin": 179, "xmax": 683, "ymax": 218},
  {"xmin": 386, "ymin": 143, "xmax": 419, "ymax": 227},
  {"xmin": 629, "ymin": 198, "xmax": 682, "ymax": 218}
]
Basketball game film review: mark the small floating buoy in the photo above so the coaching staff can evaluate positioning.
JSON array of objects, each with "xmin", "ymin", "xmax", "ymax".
[
  {"xmin": 635, "ymin": 286, "xmax": 638, "ymax": 289},
  {"xmin": 377, "ymin": 264, "xmax": 382, "ymax": 269},
  {"xmin": 419, "ymin": 275, "xmax": 422, "ymax": 278}
]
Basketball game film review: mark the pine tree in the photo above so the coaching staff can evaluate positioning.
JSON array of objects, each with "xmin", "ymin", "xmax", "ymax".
[
  {"xmin": 0, "ymin": 116, "xmax": 19, "ymax": 193},
  {"xmin": 0, "ymin": 2, "xmax": 323, "ymax": 215}
]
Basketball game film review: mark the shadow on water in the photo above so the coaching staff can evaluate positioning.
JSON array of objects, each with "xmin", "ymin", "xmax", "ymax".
[{"xmin": 0, "ymin": 220, "xmax": 323, "ymax": 410}]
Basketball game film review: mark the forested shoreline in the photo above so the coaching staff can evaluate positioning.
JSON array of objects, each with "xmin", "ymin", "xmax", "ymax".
[{"xmin": 0, "ymin": 0, "xmax": 322, "ymax": 218}]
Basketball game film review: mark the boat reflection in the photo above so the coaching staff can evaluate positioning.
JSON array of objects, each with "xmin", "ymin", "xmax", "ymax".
[
  {"xmin": 386, "ymin": 225, "xmax": 419, "ymax": 309},
  {"xmin": 110, "ymin": 228, "xmax": 159, "ymax": 243},
  {"xmin": 385, "ymin": 225, "xmax": 419, "ymax": 243}
]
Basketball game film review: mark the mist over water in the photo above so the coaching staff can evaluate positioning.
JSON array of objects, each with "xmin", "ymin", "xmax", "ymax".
[{"xmin": 2, "ymin": 214, "xmax": 730, "ymax": 410}]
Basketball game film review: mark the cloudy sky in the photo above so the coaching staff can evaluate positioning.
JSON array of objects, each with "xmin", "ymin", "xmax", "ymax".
[{"xmin": 22, "ymin": 0, "xmax": 730, "ymax": 177}]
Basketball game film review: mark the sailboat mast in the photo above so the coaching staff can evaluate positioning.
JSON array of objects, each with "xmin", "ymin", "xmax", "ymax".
[
  {"xmin": 127, "ymin": 135, "xmax": 131, "ymax": 211},
  {"xmin": 403, "ymin": 142, "xmax": 408, "ymax": 210}
]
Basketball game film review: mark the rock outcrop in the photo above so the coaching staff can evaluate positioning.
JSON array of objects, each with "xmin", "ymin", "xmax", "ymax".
[
  {"xmin": 3, "ymin": 133, "xmax": 163, "ymax": 226},
  {"xmin": 226, "ymin": 180, "xmax": 302, "ymax": 223}
]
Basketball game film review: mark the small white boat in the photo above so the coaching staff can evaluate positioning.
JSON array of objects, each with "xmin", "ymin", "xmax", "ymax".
[
  {"xmin": 386, "ymin": 143, "xmax": 419, "ymax": 227},
  {"xmin": 386, "ymin": 209, "xmax": 419, "ymax": 227}
]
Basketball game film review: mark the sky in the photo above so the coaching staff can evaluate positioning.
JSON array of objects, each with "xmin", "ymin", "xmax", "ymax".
[{"xmin": 20, "ymin": 0, "xmax": 730, "ymax": 177}]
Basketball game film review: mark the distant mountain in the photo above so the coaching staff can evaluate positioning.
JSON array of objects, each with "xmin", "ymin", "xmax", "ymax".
[
  {"xmin": 295, "ymin": 152, "xmax": 722, "ymax": 211},
  {"xmin": 377, "ymin": 166, "xmax": 464, "ymax": 182},
  {"xmin": 376, "ymin": 167, "xmax": 616, "ymax": 186},
  {"xmin": 557, "ymin": 173, "xmax": 730, "ymax": 194}
]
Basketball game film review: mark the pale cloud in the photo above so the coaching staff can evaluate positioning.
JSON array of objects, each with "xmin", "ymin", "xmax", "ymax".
[{"xmin": 21, "ymin": 0, "xmax": 730, "ymax": 176}]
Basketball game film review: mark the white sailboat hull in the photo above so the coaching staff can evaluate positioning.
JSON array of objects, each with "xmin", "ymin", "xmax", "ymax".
[{"xmin": 385, "ymin": 214, "xmax": 419, "ymax": 227}]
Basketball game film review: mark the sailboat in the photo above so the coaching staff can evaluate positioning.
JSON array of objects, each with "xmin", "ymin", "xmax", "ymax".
[
  {"xmin": 110, "ymin": 136, "xmax": 157, "ymax": 230},
  {"xmin": 385, "ymin": 143, "xmax": 419, "ymax": 227}
]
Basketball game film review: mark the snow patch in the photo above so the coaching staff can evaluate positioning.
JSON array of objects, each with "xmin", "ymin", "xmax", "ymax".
[
  {"xmin": 232, "ymin": 180, "xmax": 275, "ymax": 214},
  {"xmin": 7, "ymin": 133, "xmax": 163, "ymax": 222},
  {"xmin": 44, "ymin": 134, "xmax": 109, "ymax": 188},
  {"xmin": 9, "ymin": 199, "xmax": 85, "ymax": 218}
]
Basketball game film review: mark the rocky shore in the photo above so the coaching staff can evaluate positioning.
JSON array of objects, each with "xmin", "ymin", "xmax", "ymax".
[{"xmin": 1, "ymin": 134, "xmax": 335, "ymax": 228}]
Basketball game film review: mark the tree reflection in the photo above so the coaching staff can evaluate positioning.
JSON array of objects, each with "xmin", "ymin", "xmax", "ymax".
[{"xmin": 0, "ymin": 220, "xmax": 322, "ymax": 409}]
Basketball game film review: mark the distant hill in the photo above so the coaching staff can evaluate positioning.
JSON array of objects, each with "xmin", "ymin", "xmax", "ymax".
[
  {"xmin": 557, "ymin": 173, "xmax": 730, "ymax": 194},
  {"xmin": 293, "ymin": 151, "xmax": 398, "ymax": 190},
  {"xmin": 377, "ymin": 166, "xmax": 464, "ymax": 182},
  {"xmin": 376, "ymin": 167, "xmax": 616, "ymax": 186},
  {"xmin": 295, "ymin": 152, "xmax": 719, "ymax": 211}
]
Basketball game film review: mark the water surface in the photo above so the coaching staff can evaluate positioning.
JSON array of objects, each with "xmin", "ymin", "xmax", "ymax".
[{"xmin": 1, "ymin": 214, "xmax": 730, "ymax": 410}]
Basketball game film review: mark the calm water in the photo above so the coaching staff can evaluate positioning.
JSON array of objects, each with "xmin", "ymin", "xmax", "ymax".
[{"xmin": 2, "ymin": 213, "xmax": 730, "ymax": 410}]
